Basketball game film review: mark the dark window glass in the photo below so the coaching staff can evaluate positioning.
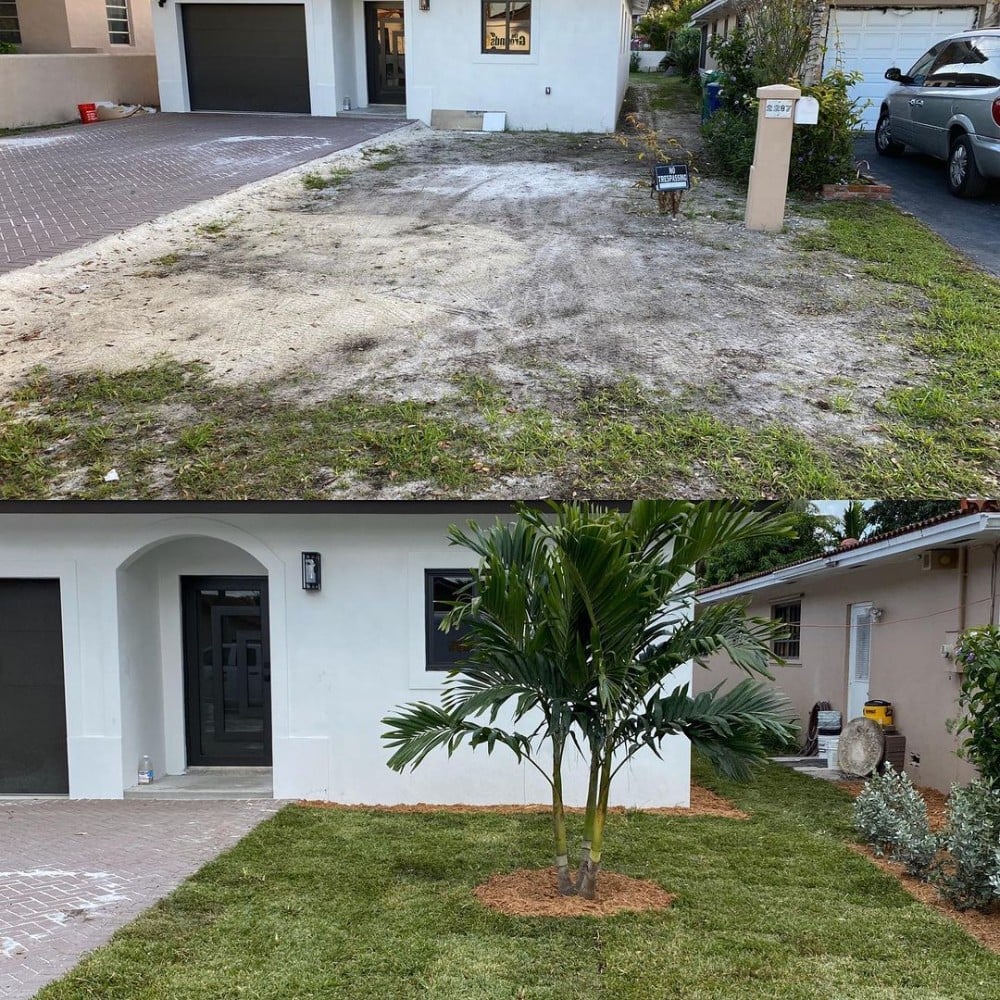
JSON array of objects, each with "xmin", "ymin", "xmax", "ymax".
[
  {"xmin": 926, "ymin": 41, "xmax": 973, "ymax": 88},
  {"xmin": 907, "ymin": 43, "xmax": 943, "ymax": 86},
  {"xmin": 482, "ymin": 0, "xmax": 531, "ymax": 54},
  {"xmin": 425, "ymin": 570, "xmax": 475, "ymax": 670},
  {"xmin": 772, "ymin": 601, "xmax": 801, "ymax": 659},
  {"xmin": 0, "ymin": 1, "xmax": 21, "ymax": 45},
  {"xmin": 958, "ymin": 37, "xmax": 1000, "ymax": 87},
  {"xmin": 106, "ymin": 1, "xmax": 131, "ymax": 45}
]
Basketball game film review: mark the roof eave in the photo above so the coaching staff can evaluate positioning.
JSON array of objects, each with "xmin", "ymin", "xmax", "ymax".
[{"xmin": 697, "ymin": 512, "xmax": 1000, "ymax": 603}]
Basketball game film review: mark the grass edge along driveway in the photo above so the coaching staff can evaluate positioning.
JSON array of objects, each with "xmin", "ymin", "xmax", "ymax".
[{"xmin": 36, "ymin": 760, "xmax": 1000, "ymax": 1000}]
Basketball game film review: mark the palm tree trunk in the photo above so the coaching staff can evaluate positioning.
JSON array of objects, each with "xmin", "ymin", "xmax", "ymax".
[
  {"xmin": 578, "ymin": 749, "xmax": 613, "ymax": 899},
  {"xmin": 551, "ymin": 737, "xmax": 575, "ymax": 895},
  {"xmin": 576, "ymin": 750, "xmax": 600, "ymax": 886}
]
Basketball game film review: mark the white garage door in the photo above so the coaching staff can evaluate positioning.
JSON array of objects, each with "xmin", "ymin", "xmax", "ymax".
[{"xmin": 823, "ymin": 7, "xmax": 978, "ymax": 129}]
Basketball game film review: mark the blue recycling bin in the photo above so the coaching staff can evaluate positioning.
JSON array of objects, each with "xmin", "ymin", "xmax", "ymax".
[{"xmin": 703, "ymin": 81, "xmax": 723, "ymax": 121}]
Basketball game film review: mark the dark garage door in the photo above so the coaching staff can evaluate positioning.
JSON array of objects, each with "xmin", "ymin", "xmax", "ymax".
[
  {"xmin": 183, "ymin": 4, "xmax": 311, "ymax": 114},
  {"xmin": 0, "ymin": 580, "xmax": 68, "ymax": 794}
]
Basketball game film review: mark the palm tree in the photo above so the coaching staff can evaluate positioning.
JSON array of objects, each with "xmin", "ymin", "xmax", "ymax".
[{"xmin": 381, "ymin": 501, "xmax": 797, "ymax": 897}]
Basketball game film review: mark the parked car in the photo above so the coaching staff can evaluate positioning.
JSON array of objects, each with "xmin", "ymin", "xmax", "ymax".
[{"xmin": 875, "ymin": 29, "xmax": 1000, "ymax": 198}]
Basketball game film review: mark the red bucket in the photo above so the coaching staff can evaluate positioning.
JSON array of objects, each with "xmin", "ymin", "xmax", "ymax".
[{"xmin": 78, "ymin": 103, "xmax": 98, "ymax": 124}]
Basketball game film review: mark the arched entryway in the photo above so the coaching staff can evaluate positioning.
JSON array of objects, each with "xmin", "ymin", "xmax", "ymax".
[{"xmin": 116, "ymin": 529, "xmax": 280, "ymax": 793}]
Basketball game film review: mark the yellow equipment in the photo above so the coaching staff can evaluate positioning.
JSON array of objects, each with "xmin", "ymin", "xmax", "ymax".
[{"xmin": 863, "ymin": 700, "xmax": 894, "ymax": 727}]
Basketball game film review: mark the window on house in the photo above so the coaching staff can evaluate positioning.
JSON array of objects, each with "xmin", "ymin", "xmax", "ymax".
[
  {"xmin": 106, "ymin": 1, "xmax": 131, "ymax": 45},
  {"xmin": 772, "ymin": 600, "xmax": 801, "ymax": 659},
  {"xmin": 425, "ymin": 570, "xmax": 475, "ymax": 670},
  {"xmin": 0, "ymin": 1, "xmax": 21, "ymax": 46},
  {"xmin": 482, "ymin": 1, "xmax": 531, "ymax": 54}
]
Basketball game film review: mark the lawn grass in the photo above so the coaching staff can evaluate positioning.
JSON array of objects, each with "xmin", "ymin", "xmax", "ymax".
[
  {"xmin": 2, "ymin": 355, "xmax": 992, "ymax": 497},
  {"xmin": 36, "ymin": 759, "xmax": 1000, "ymax": 999}
]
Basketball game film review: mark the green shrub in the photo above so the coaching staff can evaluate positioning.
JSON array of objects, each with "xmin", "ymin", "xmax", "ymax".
[
  {"xmin": 669, "ymin": 26, "xmax": 702, "ymax": 80},
  {"xmin": 0, "ymin": 40, "xmax": 17, "ymax": 55},
  {"xmin": 952, "ymin": 625, "xmax": 1000, "ymax": 787},
  {"xmin": 630, "ymin": 51, "xmax": 641, "ymax": 73},
  {"xmin": 635, "ymin": 1, "xmax": 705, "ymax": 51},
  {"xmin": 700, "ymin": 108, "xmax": 756, "ymax": 182},
  {"xmin": 789, "ymin": 70, "xmax": 864, "ymax": 192},
  {"xmin": 933, "ymin": 780, "xmax": 1000, "ymax": 911},
  {"xmin": 853, "ymin": 765, "xmax": 937, "ymax": 876}
]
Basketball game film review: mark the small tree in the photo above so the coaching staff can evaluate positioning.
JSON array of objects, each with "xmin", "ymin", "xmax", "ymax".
[
  {"xmin": 952, "ymin": 626, "xmax": 1000, "ymax": 788},
  {"xmin": 382, "ymin": 502, "xmax": 797, "ymax": 898}
]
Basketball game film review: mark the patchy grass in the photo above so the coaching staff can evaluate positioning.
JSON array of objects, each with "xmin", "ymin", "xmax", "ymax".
[
  {"xmin": 363, "ymin": 143, "xmax": 406, "ymax": 171},
  {"xmin": 150, "ymin": 252, "xmax": 183, "ymax": 267},
  {"xmin": 2, "ymin": 358, "xmax": 990, "ymax": 498},
  {"xmin": 302, "ymin": 166, "xmax": 352, "ymax": 190},
  {"xmin": 195, "ymin": 219, "xmax": 233, "ymax": 237},
  {"xmin": 0, "ymin": 121, "xmax": 74, "ymax": 138},
  {"xmin": 36, "ymin": 760, "xmax": 1000, "ymax": 1000},
  {"xmin": 796, "ymin": 201, "xmax": 1000, "ymax": 486}
]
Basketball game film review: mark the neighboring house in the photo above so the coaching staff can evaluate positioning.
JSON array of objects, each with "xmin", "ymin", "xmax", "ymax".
[
  {"xmin": 0, "ymin": 1, "xmax": 158, "ymax": 129},
  {"xmin": 689, "ymin": 0, "xmax": 1000, "ymax": 128},
  {"xmin": 695, "ymin": 500, "xmax": 1000, "ymax": 795},
  {"xmin": 150, "ymin": 0, "xmax": 648, "ymax": 131},
  {"xmin": 0, "ymin": 503, "xmax": 691, "ymax": 808},
  {"xmin": 1, "ymin": 0, "xmax": 153, "ymax": 54}
]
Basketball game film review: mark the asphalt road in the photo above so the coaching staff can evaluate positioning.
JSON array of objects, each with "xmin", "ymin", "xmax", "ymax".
[{"xmin": 854, "ymin": 133, "xmax": 1000, "ymax": 278}]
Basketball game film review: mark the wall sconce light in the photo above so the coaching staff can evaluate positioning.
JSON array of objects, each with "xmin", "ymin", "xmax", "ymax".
[
  {"xmin": 871, "ymin": 607, "xmax": 884, "ymax": 623},
  {"xmin": 419, "ymin": 0, "xmax": 430, "ymax": 11},
  {"xmin": 302, "ymin": 552, "xmax": 322, "ymax": 591}
]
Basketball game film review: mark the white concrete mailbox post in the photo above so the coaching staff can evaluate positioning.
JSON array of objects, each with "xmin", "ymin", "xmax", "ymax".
[{"xmin": 745, "ymin": 84, "xmax": 801, "ymax": 233}]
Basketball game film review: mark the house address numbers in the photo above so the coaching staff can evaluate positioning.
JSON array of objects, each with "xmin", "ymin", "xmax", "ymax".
[{"xmin": 764, "ymin": 99, "xmax": 794, "ymax": 119}]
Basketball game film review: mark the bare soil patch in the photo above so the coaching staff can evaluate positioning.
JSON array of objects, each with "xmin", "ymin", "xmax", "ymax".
[
  {"xmin": 0, "ymin": 86, "xmax": 926, "ymax": 477},
  {"xmin": 298, "ymin": 783, "xmax": 746, "ymax": 819},
  {"xmin": 473, "ymin": 867, "xmax": 675, "ymax": 917}
]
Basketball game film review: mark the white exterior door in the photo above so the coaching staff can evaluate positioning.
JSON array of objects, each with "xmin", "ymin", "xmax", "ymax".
[
  {"xmin": 847, "ymin": 602, "xmax": 873, "ymax": 721},
  {"xmin": 823, "ymin": 7, "xmax": 978, "ymax": 129}
]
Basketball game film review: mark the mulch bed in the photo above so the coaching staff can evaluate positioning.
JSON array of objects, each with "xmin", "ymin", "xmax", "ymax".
[
  {"xmin": 838, "ymin": 780, "xmax": 1000, "ymax": 954},
  {"xmin": 473, "ymin": 867, "xmax": 675, "ymax": 917},
  {"xmin": 298, "ymin": 783, "xmax": 748, "ymax": 819}
]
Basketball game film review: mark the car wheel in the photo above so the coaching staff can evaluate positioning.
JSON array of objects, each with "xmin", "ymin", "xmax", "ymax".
[
  {"xmin": 875, "ymin": 112, "xmax": 904, "ymax": 157},
  {"xmin": 947, "ymin": 134, "xmax": 988, "ymax": 198}
]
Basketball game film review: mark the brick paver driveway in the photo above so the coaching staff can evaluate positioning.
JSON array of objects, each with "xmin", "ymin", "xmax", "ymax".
[
  {"xmin": 0, "ymin": 799, "xmax": 283, "ymax": 999},
  {"xmin": 0, "ymin": 113, "xmax": 409, "ymax": 273}
]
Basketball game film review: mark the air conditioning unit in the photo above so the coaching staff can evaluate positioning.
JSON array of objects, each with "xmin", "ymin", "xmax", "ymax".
[{"xmin": 920, "ymin": 548, "xmax": 959, "ymax": 571}]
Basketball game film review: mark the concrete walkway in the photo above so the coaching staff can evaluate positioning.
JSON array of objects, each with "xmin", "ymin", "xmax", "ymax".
[
  {"xmin": 0, "ymin": 112, "xmax": 409, "ymax": 274},
  {"xmin": 0, "ymin": 798, "xmax": 283, "ymax": 999}
]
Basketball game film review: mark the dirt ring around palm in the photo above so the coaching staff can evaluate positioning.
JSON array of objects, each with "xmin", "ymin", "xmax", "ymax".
[{"xmin": 473, "ymin": 867, "xmax": 675, "ymax": 917}]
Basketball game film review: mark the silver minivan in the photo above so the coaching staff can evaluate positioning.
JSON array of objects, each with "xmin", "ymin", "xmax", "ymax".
[{"xmin": 875, "ymin": 29, "xmax": 1000, "ymax": 198}]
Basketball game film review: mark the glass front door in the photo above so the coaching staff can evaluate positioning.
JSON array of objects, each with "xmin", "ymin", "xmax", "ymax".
[
  {"xmin": 365, "ymin": 3, "xmax": 405, "ymax": 104},
  {"xmin": 182, "ymin": 577, "xmax": 271, "ymax": 766}
]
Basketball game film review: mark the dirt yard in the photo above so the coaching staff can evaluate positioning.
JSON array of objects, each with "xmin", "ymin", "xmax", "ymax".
[{"xmin": 2, "ymin": 81, "xmax": 973, "ymax": 498}]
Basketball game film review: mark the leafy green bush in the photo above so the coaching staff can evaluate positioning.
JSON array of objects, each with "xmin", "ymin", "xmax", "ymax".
[
  {"xmin": 669, "ymin": 26, "xmax": 702, "ymax": 80},
  {"xmin": 635, "ymin": 0, "xmax": 706, "ymax": 51},
  {"xmin": 789, "ymin": 70, "xmax": 865, "ymax": 192},
  {"xmin": 933, "ymin": 780, "xmax": 1000, "ymax": 911},
  {"xmin": 630, "ymin": 51, "xmax": 641, "ymax": 73},
  {"xmin": 0, "ymin": 40, "xmax": 17, "ymax": 55},
  {"xmin": 853, "ymin": 765, "xmax": 937, "ymax": 876},
  {"xmin": 700, "ymin": 109, "xmax": 756, "ymax": 182},
  {"xmin": 952, "ymin": 625, "xmax": 1000, "ymax": 787}
]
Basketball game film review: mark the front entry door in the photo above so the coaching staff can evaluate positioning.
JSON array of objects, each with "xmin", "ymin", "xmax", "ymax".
[
  {"xmin": 365, "ymin": 3, "xmax": 405, "ymax": 104},
  {"xmin": 183, "ymin": 577, "xmax": 271, "ymax": 766},
  {"xmin": 847, "ymin": 602, "xmax": 873, "ymax": 721}
]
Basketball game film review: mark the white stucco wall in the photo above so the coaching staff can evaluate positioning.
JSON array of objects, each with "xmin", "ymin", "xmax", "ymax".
[
  {"xmin": 0, "ymin": 511, "xmax": 692, "ymax": 807},
  {"xmin": 150, "ymin": 0, "xmax": 628, "ymax": 130},
  {"xmin": 406, "ymin": 0, "xmax": 624, "ymax": 130}
]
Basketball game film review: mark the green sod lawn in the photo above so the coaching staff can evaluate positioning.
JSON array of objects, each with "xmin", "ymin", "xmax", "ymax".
[{"xmin": 39, "ymin": 760, "xmax": 1000, "ymax": 999}]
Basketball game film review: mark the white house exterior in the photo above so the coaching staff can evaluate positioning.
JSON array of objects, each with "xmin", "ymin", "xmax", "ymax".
[
  {"xmin": 150, "ymin": 0, "xmax": 642, "ymax": 131},
  {"xmin": 0, "ymin": 503, "xmax": 691, "ymax": 807}
]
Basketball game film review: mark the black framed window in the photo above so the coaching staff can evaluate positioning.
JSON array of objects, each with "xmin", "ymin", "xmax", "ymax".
[
  {"xmin": 106, "ymin": 1, "xmax": 131, "ymax": 45},
  {"xmin": 0, "ymin": 1, "xmax": 21, "ymax": 45},
  {"xmin": 425, "ymin": 570, "xmax": 475, "ymax": 670},
  {"xmin": 482, "ymin": 1, "xmax": 531, "ymax": 54},
  {"xmin": 772, "ymin": 600, "xmax": 801, "ymax": 659}
]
